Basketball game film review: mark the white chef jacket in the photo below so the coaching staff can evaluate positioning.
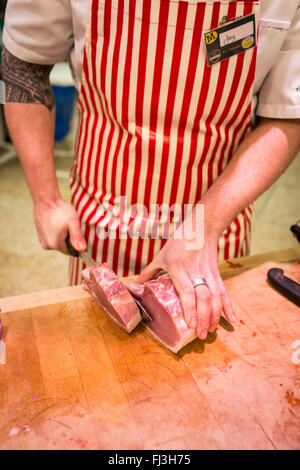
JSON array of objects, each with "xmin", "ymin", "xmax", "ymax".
[{"xmin": 2, "ymin": 0, "xmax": 300, "ymax": 119}]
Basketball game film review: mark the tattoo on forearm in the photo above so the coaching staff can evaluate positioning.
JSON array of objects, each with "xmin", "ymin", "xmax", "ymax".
[{"xmin": 1, "ymin": 45, "xmax": 55, "ymax": 112}]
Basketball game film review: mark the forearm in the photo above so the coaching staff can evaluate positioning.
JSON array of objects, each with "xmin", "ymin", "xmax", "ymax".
[
  {"xmin": 201, "ymin": 117, "xmax": 300, "ymax": 238},
  {"xmin": 4, "ymin": 103, "xmax": 61, "ymax": 204},
  {"xmin": 2, "ymin": 46, "xmax": 60, "ymax": 205}
]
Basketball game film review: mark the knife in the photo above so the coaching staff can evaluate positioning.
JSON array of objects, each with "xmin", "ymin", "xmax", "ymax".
[
  {"xmin": 65, "ymin": 234, "xmax": 97, "ymax": 267},
  {"xmin": 65, "ymin": 235, "xmax": 151, "ymax": 322}
]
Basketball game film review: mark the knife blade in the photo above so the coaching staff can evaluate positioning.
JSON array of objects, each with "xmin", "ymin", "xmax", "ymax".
[
  {"xmin": 65, "ymin": 235, "xmax": 97, "ymax": 267},
  {"xmin": 65, "ymin": 235, "xmax": 151, "ymax": 321}
]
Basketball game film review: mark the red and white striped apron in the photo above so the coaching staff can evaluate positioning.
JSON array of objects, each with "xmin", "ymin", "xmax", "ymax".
[{"xmin": 69, "ymin": 0, "xmax": 260, "ymax": 283}]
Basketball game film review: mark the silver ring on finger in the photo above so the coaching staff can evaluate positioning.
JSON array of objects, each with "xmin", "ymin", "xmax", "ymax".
[{"xmin": 192, "ymin": 277, "xmax": 209, "ymax": 289}]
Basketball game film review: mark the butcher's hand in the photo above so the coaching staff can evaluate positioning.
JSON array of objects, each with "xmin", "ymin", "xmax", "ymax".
[
  {"xmin": 138, "ymin": 211, "xmax": 236, "ymax": 340},
  {"xmin": 34, "ymin": 198, "xmax": 86, "ymax": 255}
]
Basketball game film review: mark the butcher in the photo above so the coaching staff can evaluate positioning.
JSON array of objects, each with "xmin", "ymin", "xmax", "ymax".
[{"xmin": 2, "ymin": 0, "xmax": 300, "ymax": 340}]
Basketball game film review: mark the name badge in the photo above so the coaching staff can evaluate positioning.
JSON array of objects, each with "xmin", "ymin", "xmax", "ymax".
[{"xmin": 204, "ymin": 13, "xmax": 256, "ymax": 67}]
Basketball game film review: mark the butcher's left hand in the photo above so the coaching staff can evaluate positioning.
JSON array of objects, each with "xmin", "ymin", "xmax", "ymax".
[{"xmin": 138, "ymin": 210, "xmax": 236, "ymax": 339}]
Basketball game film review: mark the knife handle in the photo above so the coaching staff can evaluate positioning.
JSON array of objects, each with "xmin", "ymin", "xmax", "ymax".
[
  {"xmin": 65, "ymin": 234, "xmax": 80, "ymax": 257},
  {"xmin": 267, "ymin": 268, "xmax": 300, "ymax": 307}
]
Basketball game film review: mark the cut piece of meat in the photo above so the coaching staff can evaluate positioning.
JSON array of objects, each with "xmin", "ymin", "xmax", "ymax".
[
  {"xmin": 128, "ymin": 274, "xmax": 197, "ymax": 353},
  {"xmin": 82, "ymin": 263, "xmax": 142, "ymax": 333}
]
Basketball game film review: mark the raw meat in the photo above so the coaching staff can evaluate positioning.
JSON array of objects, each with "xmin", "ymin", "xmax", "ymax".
[
  {"xmin": 82, "ymin": 263, "xmax": 142, "ymax": 333},
  {"xmin": 128, "ymin": 274, "xmax": 197, "ymax": 353}
]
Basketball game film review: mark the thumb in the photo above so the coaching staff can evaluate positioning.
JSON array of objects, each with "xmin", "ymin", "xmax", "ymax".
[
  {"xmin": 138, "ymin": 262, "xmax": 161, "ymax": 284},
  {"xmin": 68, "ymin": 218, "xmax": 86, "ymax": 251}
]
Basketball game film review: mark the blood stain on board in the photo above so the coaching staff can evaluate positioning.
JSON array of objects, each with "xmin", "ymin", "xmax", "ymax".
[
  {"xmin": 285, "ymin": 389, "xmax": 300, "ymax": 407},
  {"xmin": 226, "ymin": 260, "xmax": 244, "ymax": 269},
  {"xmin": 70, "ymin": 437, "xmax": 88, "ymax": 449}
]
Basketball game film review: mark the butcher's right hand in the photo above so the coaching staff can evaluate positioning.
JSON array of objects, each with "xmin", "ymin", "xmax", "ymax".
[{"xmin": 33, "ymin": 198, "xmax": 86, "ymax": 254}]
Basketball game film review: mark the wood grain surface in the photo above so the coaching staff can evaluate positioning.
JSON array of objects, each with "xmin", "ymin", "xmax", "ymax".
[{"xmin": 0, "ymin": 252, "xmax": 299, "ymax": 450}]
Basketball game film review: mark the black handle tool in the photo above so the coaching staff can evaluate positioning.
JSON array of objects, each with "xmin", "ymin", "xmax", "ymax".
[{"xmin": 267, "ymin": 268, "xmax": 300, "ymax": 307}]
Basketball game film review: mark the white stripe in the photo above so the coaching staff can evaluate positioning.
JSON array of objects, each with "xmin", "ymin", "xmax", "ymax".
[
  {"xmin": 148, "ymin": 0, "xmax": 180, "ymax": 207},
  {"xmin": 136, "ymin": 1, "xmax": 160, "ymax": 205},
  {"xmin": 167, "ymin": 1, "xmax": 232, "ymax": 206},
  {"xmin": 161, "ymin": 3, "xmax": 198, "ymax": 205}
]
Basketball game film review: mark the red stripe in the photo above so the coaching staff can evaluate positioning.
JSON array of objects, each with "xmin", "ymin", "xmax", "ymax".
[
  {"xmin": 224, "ymin": 225, "xmax": 231, "ymax": 260},
  {"xmin": 124, "ymin": 0, "xmax": 151, "ymax": 274},
  {"xmin": 134, "ymin": 0, "xmax": 170, "ymax": 271},
  {"xmin": 75, "ymin": 0, "xmax": 113, "ymax": 270},
  {"xmin": 71, "ymin": 87, "xmax": 91, "ymax": 206},
  {"xmin": 145, "ymin": 1, "xmax": 190, "ymax": 254},
  {"xmin": 79, "ymin": 0, "xmax": 122, "ymax": 226},
  {"xmin": 76, "ymin": 0, "xmax": 110, "ymax": 215},
  {"xmin": 120, "ymin": 0, "xmax": 136, "ymax": 199},
  {"xmin": 155, "ymin": 2, "xmax": 189, "ymax": 206},
  {"xmin": 72, "ymin": 0, "xmax": 100, "ymax": 209},
  {"xmin": 234, "ymin": 217, "xmax": 241, "ymax": 258},
  {"xmin": 110, "ymin": 0, "xmax": 125, "ymax": 200},
  {"xmin": 79, "ymin": 5, "xmax": 122, "ymax": 250},
  {"xmin": 168, "ymin": 2, "xmax": 206, "ymax": 208},
  {"xmin": 237, "ymin": 116, "xmax": 252, "ymax": 149},
  {"xmin": 142, "ymin": 0, "xmax": 170, "ymax": 209},
  {"xmin": 181, "ymin": 1, "xmax": 221, "ymax": 206},
  {"xmin": 100, "ymin": 0, "xmax": 132, "ymax": 272},
  {"xmin": 100, "ymin": 0, "xmax": 137, "ymax": 274},
  {"xmin": 70, "ymin": 48, "xmax": 88, "ymax": 195},
  {"xmin": 240, "ymin": 237, "xmax": 244, "ymax": 257},
  {"xmin": 205, "ymin": 2, "xmax": 240, "ymax": 190},
  {"xmin": 194, "ymin": 2, "xmax": 237, "ymax": 202},
  {"xmin": 130, "ymin": 0, "xmax": 151, "ymax": 205},
  {"xmin": 117, "ymin": 0, "xmax": 137, "ymax": 276},
  {"xmin": 112, "ymin": 0, "xmax": 137, "ymax": 274},
  {"xmin": 147, "ymin": 237, "xmax": 167, "ymax": 268}
]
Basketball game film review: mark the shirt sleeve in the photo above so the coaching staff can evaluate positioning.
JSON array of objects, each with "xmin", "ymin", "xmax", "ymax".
[
  {"xmin": 256, "ymin": 5, "xmax": 300, "ymax": 119},
  {"xmin": 2, "ymin": 0, "xmax": 73, "ymax": 64}
]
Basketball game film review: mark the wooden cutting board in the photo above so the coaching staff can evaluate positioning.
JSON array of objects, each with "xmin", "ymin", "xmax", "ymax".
[{"xmin": 0, "ymin": 253, "xmax": 299, "ymax": 450}]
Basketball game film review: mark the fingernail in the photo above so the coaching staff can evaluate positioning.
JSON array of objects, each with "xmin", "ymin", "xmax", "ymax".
[
  {"xmin": 209, "ymin": 325, "xmax": 216, "ymax": 333},
  {"xmin": 190, "ymin": 318, "xmax": 197, "ymax": 328},
  {"xmin": 199, "ymin": 329, "xmax": 207, "ymax": 339},
  {"xmin": 78, "ymin": 242, "xmax": 86, "ymax": 250}
]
